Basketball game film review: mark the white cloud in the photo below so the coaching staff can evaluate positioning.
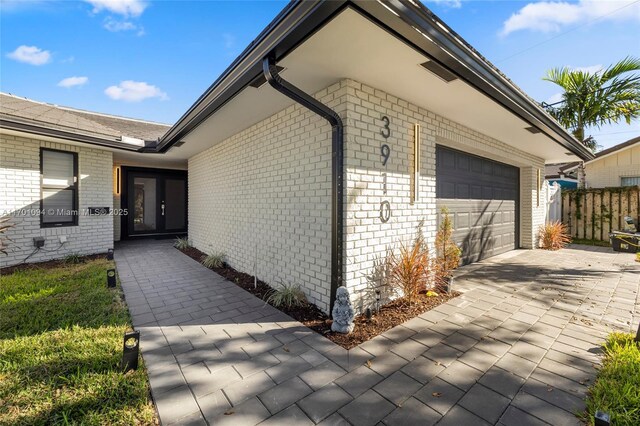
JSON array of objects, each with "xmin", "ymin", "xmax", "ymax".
[
  {"xmin": 425, "ymin": 0, "xmax": 462, "ymax": 8},
  {"xmin": 85, "ymin": 0, "xmax": 147, "ymax": 18},
  {"xmin": 103, "ymin": 17, "xmax": 144, "ymax": 35},
  {"xmin": 571, "ymin": 64, "xmax": 603, "ymax": 74},
  {"xmin": 105, "ymin": 80, "xmax": 168, "ymax": 102},
  {"xmin": 58, "ymin": 76, "xmax": 89, "ymax": 88},
  {"xmin": 7, "ymin": 45, "xmax": 51, "ymax": 65},
  {"xmin": 546, "ymin": 92, "xmax": 564, "ymax": 105},
  {"xmin": 501, "ymin": 0, "xmax": 640, "ymax": 36}
]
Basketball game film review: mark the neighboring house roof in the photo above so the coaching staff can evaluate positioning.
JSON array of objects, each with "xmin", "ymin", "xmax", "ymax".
[
  {"xmin": 590, "ymin": 136, "xmax": 640, "ymax": 161},
  {"xmin": 545, "ymin": 162, "xmax": 579, "ymax": 180},
  {"xmin": 0, "ymin": 93, "xmax": 170, "ymax": 151},
  {"xmin": 156, "ymin": 0, "xmax": 594, "ymax": 161}
]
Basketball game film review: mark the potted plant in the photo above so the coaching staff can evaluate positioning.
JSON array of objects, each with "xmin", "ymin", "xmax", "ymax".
[{"xmin": 434, "ymin": 207, "xmax": 461, "ymax": 293}]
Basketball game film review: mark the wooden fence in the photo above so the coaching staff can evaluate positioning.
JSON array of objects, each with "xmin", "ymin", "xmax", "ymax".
[{"xmin": 561, "ymin": 186, "xmax": 640, "ymax": 241}]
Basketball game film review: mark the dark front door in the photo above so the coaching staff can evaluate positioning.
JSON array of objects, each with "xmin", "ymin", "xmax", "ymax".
[{"xmin": 124, "ymin": 168, "xmax": 187, "ymax": 237}]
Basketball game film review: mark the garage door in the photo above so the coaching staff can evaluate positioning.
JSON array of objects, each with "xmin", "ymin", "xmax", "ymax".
[{"xmin": 436, "ymin": 145, "xmax": 519, "ymax": 264}]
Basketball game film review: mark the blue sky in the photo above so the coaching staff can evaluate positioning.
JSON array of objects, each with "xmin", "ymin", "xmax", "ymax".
[{"xmin": 1, "ymin": 0, "xmax": 639, "ymax": 150}]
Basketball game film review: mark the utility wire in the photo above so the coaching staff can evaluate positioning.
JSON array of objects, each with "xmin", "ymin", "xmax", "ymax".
[{"xmin": 495, "ymin": 0, "xmax": 640, "ymax": 64}]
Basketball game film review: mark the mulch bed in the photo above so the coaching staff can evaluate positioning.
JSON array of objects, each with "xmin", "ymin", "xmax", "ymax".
[
  {"xmin": 0, "ymin": 253, "xmax": 107, "ymax": 275},
  {"xmin": 179, "ymin": 245, "xmax": 460, "ymax": 349}
]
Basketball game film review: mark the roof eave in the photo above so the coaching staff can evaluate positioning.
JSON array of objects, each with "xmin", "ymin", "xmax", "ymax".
[
  {"xmin": 155, "ymin": 0, "xmax": 595, "ymax": 161},
  {"xmin": 0, "ymin": 118, "xmax": 144, "ymax": 152}
]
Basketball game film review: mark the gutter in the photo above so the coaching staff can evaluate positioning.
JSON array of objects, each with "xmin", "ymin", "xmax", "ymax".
[{"xmin": 262, "ymin": 55, "xmax": 344, "ymax": 313}]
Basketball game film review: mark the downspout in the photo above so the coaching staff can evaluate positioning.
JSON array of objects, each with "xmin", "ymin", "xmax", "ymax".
[{"xmin": 262, "ymin": 55, "xmax": 344, "ymax": 313}]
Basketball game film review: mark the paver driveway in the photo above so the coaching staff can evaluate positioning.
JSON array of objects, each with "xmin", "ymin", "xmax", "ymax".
[{"xmin": 114, "ymin": 241, "xmax": 640, "ymax": 425}]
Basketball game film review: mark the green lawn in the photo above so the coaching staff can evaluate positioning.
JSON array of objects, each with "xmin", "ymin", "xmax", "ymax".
[
  {"xmin": 585, "ymin": 332, "xmax": 640, "ymax": 426},
  {"xmin": 0, "ymin": 258, "xmax": 156, "ymax": 425}
]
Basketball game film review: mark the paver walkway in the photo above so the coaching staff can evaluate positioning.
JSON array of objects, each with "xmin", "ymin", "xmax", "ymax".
[{"xmin": 114, "ymin": 240, "xmax": 640, "ymax": 426}]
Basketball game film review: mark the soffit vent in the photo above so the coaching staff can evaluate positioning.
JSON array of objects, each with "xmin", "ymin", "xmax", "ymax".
[
  {"xmin": 525, "ymin": 126, "xmax": 541, "ymax": 134},
  {"xmin": 420, "ymin": 60, "xmax": 457, "ymax": 83},
  {"xmin": 249, "ymin": 66, "xmax": 285, "ymax": 88}
]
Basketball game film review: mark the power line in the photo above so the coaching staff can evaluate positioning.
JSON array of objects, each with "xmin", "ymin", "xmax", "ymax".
[{"xmin": 495, "ymin": 0, "xmax": 640, "ymax": 64}]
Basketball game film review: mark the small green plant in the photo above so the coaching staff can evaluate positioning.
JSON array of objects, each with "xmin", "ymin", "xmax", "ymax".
[
  {"xmin": 584, "ymin": 332, "xmax": 640, "ymax": 425},
  {"xmin": 433, "ymin": 207, "xmax": 461, "ymax": 291},
  {"xmin": 174, "ymin": 237, "xmax": 190, "ymax": 250},
  {"xmin": 264, "ymin": 282, "xmax": 307, "ymax": 308},
  {"xmin": 63, "ymin": 253, "xmax": 84, "ymax": 264},
  {"xmin": 539, "ymin": 221, "xmax": 571, "ymax": 250},
  {"xmin": 201, "ymin": 252, "xmax": 225, "ymax": 269}
]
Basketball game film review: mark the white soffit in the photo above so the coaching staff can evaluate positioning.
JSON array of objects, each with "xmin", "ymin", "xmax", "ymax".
[{"xmin": 181, "ymin": 8, "xmax": 578, "ymax": 164}]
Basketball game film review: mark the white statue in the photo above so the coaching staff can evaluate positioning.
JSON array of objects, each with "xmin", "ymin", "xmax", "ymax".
[{"xmin": 332, "ymin": 286, "xmax": 355, "ymax": 334}]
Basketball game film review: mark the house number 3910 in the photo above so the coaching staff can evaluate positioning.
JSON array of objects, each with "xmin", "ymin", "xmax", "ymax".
[{"xmin": 380, "ymin": 115, "xmax": 391, "ymax": 223}]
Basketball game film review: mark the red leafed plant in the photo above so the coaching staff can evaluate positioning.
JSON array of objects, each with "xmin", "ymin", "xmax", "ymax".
[
  {"xmin": 387, "ymin": 235, "xmax": 431, "ymax": 303},
  {"xmin": 539, "ymin": 221, "xmax": 571, "ymax": 250}
]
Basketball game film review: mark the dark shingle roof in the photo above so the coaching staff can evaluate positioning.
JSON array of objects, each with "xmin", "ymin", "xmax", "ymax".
[
  {"xmin": 593, "ymin": 136, "xmax": 640, "ymax": 159},
  {"xmin": 0, "ymin": 93, "xmax": 170, "ymax": 141}
]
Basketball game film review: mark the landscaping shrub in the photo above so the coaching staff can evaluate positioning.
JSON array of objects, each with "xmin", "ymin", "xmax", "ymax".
[
  {"xmin": 387, "ymin": 236, "xmax": 431, "ymax": 303},
  {"xmin": 264, "ymin": 282, "xmax": 307, "ymax": 308},
  {"xmin": 201, "ymin": 252, "xmax": 225, "ymax": 269},
  {"xmin": 539, "ymin": 221, "xmax": 571, "ymax": 250},
  {"xmin": 173, "ymin": 236, "xmax": 190, "ymax": 250},
  {"xmin": 433, "ymin": 207, "xmax": 461, "ymax": 291},
  {"xmin": 585, "ymin": 332, "xmax": 640, "ymax": 425},
  {"xmin": 63, "ymin": 253, "xmax": 84, "ymax": 264}
]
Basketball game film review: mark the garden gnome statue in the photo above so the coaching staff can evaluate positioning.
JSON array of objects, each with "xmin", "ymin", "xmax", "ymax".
[{"xmin": 332, "ymin": 286, "xmax": 355, "ymax": 334}]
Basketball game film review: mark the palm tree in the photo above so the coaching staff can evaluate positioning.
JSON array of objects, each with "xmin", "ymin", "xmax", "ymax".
[{"xmin": 543, "ymin": 56, "xmax": 640, "ymax": 151}]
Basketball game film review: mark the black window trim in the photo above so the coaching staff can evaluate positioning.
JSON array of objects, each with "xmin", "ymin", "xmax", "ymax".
[{"xmin": 40, "ymin": 147, "xmax": 79, "ymax": 228}]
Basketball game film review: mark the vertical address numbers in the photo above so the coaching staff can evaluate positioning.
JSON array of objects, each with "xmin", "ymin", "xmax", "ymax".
[{"xmin": 379, "ymin": 115, "xmax": 391, "ymax": 223}]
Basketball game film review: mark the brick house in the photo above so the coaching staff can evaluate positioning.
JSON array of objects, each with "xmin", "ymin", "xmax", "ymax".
[
  {"xmin": 1, "ymin": 0, "xmax": 593, "ymax": 313},
  {"xmin": 560, "ymin": 137, "xmax": 640, "ymax": 188}
]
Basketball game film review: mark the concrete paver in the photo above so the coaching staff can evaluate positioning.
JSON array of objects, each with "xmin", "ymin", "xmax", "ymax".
[{"xmin": 115, "ymin": 241, "xmax": 639, "ymax": 425}]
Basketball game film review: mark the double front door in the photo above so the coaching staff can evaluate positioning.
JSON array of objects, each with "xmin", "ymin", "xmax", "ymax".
[{"xmin": 126, "ymin": 169, "xmax": 187, "ymax": 237}]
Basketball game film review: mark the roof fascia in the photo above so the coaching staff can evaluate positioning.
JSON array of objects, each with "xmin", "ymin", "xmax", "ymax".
[
  {"xmin": 0, "ymin": 118, "xmax": 142, "ymax": 152},
  {"xmin": 586, "ymin": 141, "xmax": 640, "ymax": 165}
]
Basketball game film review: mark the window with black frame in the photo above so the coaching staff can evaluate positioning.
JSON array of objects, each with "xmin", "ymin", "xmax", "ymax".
[{"xmin": 41, "ymin": 148, "xmax": 78, "ymax": 227}]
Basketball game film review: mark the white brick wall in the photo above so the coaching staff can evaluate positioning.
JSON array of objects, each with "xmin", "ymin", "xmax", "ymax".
[
  {"xmin": 343, "ymin": 80, "xmax": 546, "ymax": 311},
  {"xmin": 188, "ymin": 81, "xmax": 348, "ymax": 313},
  {"xmin": 185, "ymin": 78, "xmax": 547, "ymax": 314},
  {"xmin": 1, "ymin": 133, "xmax": 113, "ymax": 267}
]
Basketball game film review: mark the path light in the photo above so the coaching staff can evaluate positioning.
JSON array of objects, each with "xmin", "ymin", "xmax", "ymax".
[
  {"xmin": 107, "ymin": 248, "xmax": 114, "ymax": 260},
  {"xmin": 121, "ymin": 330, "xmax": 140, "ymax": 373},
  {"xmin": 375, "ymin": 290, "xmax": 381, "ymax": 313},
  {"xmin": 366, "ymin": 308, "xmax": 373, "ymax": 322},
  {"xmin": 594, "ymin": 411, "xmax": 610, "ymax": 426},
  {"xmin": 107, "ymin": 269, "xmax": 116, "ymax": 288}
]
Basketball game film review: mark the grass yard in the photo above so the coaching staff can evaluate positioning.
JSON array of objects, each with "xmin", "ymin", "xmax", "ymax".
[
  {"xmin": 0, "ymin": 258, "xmax": 156, "ymax": 425},
  {"xmin": 585, "ymin": 332, "xmax": 640, "ymax": 426}
]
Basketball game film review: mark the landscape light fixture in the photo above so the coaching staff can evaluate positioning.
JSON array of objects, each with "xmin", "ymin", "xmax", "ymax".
[
  {"xmin": 375, "ymin": 290, "xmax": 381, "ymax": 313},
  {"xmin": 107, "ymin": 268, "xmax": 116, "ymax": 288},
  {"xmin": 594, "ymin": 411, "xmax": 611, "ymax": 426},
  {"xmin": 121, "ymin": 330, "xmax": 140, "ymax": 373},
  {"xmin": 107, "ymin": 248, "xmax": 114, "ymax": 260}
]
